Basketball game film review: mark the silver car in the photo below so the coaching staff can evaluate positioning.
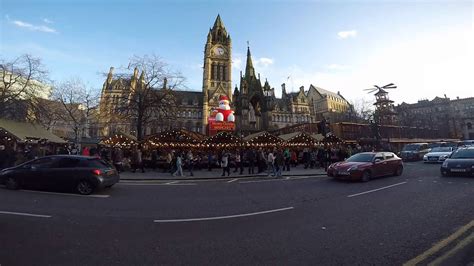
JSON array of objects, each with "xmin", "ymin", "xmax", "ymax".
[{"xmin": 423, "ymin": 147, "xmax": 455, "ymax": 163}]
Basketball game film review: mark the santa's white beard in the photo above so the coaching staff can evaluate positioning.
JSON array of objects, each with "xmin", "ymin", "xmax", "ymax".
[{"xmin": 219, "ymin": 104, "xmax": 230, "ymax": 110}]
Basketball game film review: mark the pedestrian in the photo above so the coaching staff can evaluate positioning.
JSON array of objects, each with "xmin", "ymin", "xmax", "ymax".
[
  {"xmin": 207, "ymin": 151, "xmax": 213, "ymax": 171},
  {"xmin": 112, "ymin": 147, "xmax": 123, "ymax": 173},
  {"xmin": 131, "ymin": 147, "xmax": 145, "ymax": 173},
  {"xmin": 291, "ymin": 150, "xmax": 298, "ymax": 167},
  {"xmin": 221, "ymin": 151, "xmax": 230, "ymax": 177},
  {"xmin": 267, "ymin": 149, "xmax": 275, "ymax": 177},
  {"xmin": 186, "ymin": 150, "xmax": 194, "ymax": 176},
  {"xmin": 275, "ymin": 149, "xmax": 284, "ymax": 177},
  {"xmin": 165, "ymin": 151, "xmax": 173, "ymax": 173},
  {"xmin": 258, "ymin": 148, "xmax": 266, "ymax": 173},
  {"xmin": 283, "ymin": 148, "xmax": 291, "ymax": 171},
  {"xmin": 303, "ymin": 148, "xmax": 310, "ymax": 169},
  {"xmin": 246, "ymin": 149, "xmax": 255, "ymax": 174},
  {"xmin": 151, "ymin": 150, "xmax": 158, "ymax": 170},
  {"xmin": 173, "ymin": 153, "xmax": 184, "ymax": 177},
  {"xmin": 233, "ymin": 149, "xmax": 243, "ymax": 174},
  {"xmin": 82, "ymin": 146, "xmax": 90, "ymax": 156},
  {"xmin": 310, "ymin": 149, "xmax": 317, "ymax": 169}
]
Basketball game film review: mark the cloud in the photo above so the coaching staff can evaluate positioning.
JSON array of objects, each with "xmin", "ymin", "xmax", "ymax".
[
  {"xmin": 232, "ymin": 57, "xmax": 242, "ymax": 70},
  {"xmin": 326, "ymin": 64, "xmax": 350, "ymax": 70},
  {"xmin": 338, "ymin": 30, "xmax": 357, "ymax": 39},
  {"xmin": 43, "ymin": 18, "xmax": 53, "ymax": 24},
  {"xmin": 255, "ymin": 57, "xmax": 274, "ymax": 68},
  {"xmin": 11, "ymin": 19, "xmax": 58, "ymax": 33}
]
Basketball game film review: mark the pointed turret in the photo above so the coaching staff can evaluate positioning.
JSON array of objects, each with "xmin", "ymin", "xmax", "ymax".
[
  {"xmin": 213, "ymin": 14, "xmax": 223, "ymax": 28},
  {"xmin": 245, "ymin": 46, "xmax": 255, "ymax": 77}
]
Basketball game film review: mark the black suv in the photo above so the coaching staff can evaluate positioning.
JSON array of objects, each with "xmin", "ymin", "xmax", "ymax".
[{"xmin": 0, "ymin": 155, "xmax": 120, "ymax": 195}]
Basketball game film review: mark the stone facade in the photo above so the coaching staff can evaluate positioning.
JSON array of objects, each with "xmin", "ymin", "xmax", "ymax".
[{"xmin": 395, "ymin": 96, "xmax": 474, "ymax": 140}]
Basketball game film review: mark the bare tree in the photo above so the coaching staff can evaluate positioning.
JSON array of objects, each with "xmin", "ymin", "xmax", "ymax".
[
  {"xmin": 103, "ymin": 54, "xmax": 185, "ymax": 140},
  {"xmin": 52, "ymin": 78, "xmax": 99, "ymax": 143},
  {"xmin": 350, "ymin": 98, "xmax": 375, "ymax": 123},
  {"xmin": 0, "ymin": 54, "xmax": 50, "ymax": 120}
]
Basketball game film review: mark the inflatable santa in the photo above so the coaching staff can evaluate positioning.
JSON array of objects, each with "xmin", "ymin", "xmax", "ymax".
[{"xmin": 214, "ymin": 95, "xmax": 235, "ymax": 122}]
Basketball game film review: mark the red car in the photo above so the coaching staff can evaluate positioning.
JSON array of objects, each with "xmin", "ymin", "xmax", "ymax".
[{"xmin": 327, "ymin": 152, "xmax": 403, "ymax": 182}]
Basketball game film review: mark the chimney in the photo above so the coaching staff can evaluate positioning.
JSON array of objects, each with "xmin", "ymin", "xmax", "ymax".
[
  {"xmin": 281, "ymin": 83, "xmax": 286, "ymax": 94},
  {"xmin": 163, "ymin": 77, "xmax": 168, "ymax": 89}
]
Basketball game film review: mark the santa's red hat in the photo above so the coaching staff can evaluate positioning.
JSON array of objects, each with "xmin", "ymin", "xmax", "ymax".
[{"xmin": 219, "ymin": 95, "xmax": 230, "ymax": 102}]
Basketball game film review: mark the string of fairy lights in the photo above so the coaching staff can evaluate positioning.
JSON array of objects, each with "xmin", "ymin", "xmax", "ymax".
[{"xmin": 100, "ymin": 130, "xmax": 345, "ymax": 150}]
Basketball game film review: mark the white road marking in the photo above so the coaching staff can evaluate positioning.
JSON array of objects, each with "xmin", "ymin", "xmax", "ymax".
[
  {"xmin": 0, "ymin": 210, "xmax": 51, "ymax": 218},
  {"xmin": 118, "ymin": 182, "xmax": 196, "ymax": 186},
  {"xmin": 20, "ymin": 190, "xmax": 110, "ymax": 198},
  {"xmin": 166, "ymin": 181, "xmax": 179, "ymax": 185},
  {"xmin": 153, "ymin": 206, "xmax": 294, "ymax": 223},
  {"xmin": 227, "ymin": 178, "xmax": 238, "ymax": 183},
  {"xmin": 240, "ymin": 178, "xmax": 284, "ymax": 184},
  {"xmin": 347, "ymin": 182, "xmax": 407, "ymax": 198}
]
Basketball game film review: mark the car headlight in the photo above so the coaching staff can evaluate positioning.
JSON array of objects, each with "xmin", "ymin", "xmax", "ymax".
[
  {"xmin": 440, "ymin": 155, "xmax": 448, "ymax": 159},
  {"xmin": 423, "ymin": 155, "xmax": 428, "ymax": 159},
  {"xmin": 442, "ymin": 161, "xmax": 448, "ymax": 167},
  {"xmin": 348, "ymin": 165, "xmax": 358, "ymax": 171}
]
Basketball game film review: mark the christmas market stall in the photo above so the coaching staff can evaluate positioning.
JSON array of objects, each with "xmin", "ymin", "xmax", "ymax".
[
  {"xmin": 279, "ymin": 132, "xmax": 319, "ymax": 147},
  {"xmin": 243, "ymin": 131, "xmax": 284, "ymax": 148},
  {"xmin": 101, "ymin": 132, "xmax": 138, "ymax": 149},
  {"xmin": 200, "ymin": 131, "xmax": 242, "ymax": 150},
  {"xmin": 145, "ymin": 129, "xmax": 206, "ymax": 150},
  {"xmin": 0, "ymin": 118, "xmax": 67, "ymax": 159},
  {"xmin": 320, "ymin": 133, "xmax": 344, "ymax": 145}
]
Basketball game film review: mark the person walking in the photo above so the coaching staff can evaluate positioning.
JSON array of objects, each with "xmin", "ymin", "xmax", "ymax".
[
  {"xmin": 173, "ymin": 153, "xmax": 184, "ymax": 177},
  {"xmin": 186, "ymin": 150, "xmax": 194, "ymax": 177},
  {"xmin": 221, "ymin": 151, "xmax": 230, "ymax": 177},
  {"xmin": 131, "ymin": 147, "xmax": 145, "ymax": 173},
  {"xmin": 246, "ymin": 149, "xmax": 255, "ymax": 174},
  {"xmin": 112, "ymin": 147, "xmax": 123, "ymax": 173},
  {"xmin": 267, "ymin": 149, "xmax": 275, "ymax": 177},
  {"xmin": 275, "ymin": 149, "xmax": 284, "ymax": 177},
  {"xmin": 165, "ymin": 151, "xmax": 173, "ymax": 173},
  {"xmin": 310, "ymin": 149, "xmax": 317, "ymax": 169},
  {"xmin": 283, "ymin": 148, "xmax": 291, "ymax": 171},
  {"xmin": 233, "ymin": 150, "xmax": 243, "ymax": 174},
  {"xmin": 291, "ymin": 150, "xmax": 298, "ymax": 167}
]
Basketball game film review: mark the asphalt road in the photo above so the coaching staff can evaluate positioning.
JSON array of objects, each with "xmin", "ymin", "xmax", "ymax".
[{"xmin": 1, "ymin": 162, "xmax": 473, "ymax": 265}]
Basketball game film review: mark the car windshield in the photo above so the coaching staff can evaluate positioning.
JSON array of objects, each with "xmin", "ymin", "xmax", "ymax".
[
  {"xmin": 346, "ymin": 153, "xmax": 374, "ymax": 162},
  {"xmin": 430, "ymin": 147, "xmax": 452, "ymax": 152},
  {"xmin": 403, "ymin": 144, "xmax": 420, "ymax": 151},
  {"xmin": 450, "ymin": 149, "xmax": 474, "ymax": 159}
]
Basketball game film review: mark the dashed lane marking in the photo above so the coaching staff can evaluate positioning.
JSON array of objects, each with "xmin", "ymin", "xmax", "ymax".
[
  {"xmin": 166, "ymin": 181, "xmax": 179, "ymax": 185},
  {"xmin": 227, "ymin": 178, "xmax": 238, "ymax": 183},
  {"xmin": 0, "ymin": 210, "xmax": 52, "ymax": 218},
  {"xmin": 153, "ymin": 206, "xmax": 294, "ymax": 223},
  {"xmin": 347, "ymin": 182, "xmax": 407, "ymax": 198},
  {"xmin": 118, "ymin": 182, "xmax": 196, "ymax": 186},
  {"xmin": 20, "ymin": 190, "xmax": 110, "ymax": 198}
]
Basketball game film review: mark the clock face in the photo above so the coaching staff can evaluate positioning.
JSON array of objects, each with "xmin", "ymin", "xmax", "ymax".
[{"xmin": 214, "ymin": 47, "xmax": 225, "ymax": 56}]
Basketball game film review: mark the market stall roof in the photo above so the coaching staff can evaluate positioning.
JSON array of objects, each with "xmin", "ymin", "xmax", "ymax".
[
  {"xmin": 201, "ymin": 131, "xmax": 242, "ymax": 148},
  {"xmin": 321, "ymin": 134, "xmax": 344, "ymax": 143},
  {"xmin": 101, "ymin": 132, "xmax": 138, "ymax": 147},
  {"xmin": 243, "ymin": 131, "xmax": 284, "ymax": 147},
  {"xmin": 146, "ymin": 129, "xmax": 206, "ymax": 148},
  {"xmin": 0, "ymin": 119, "xmax": 66, "ymax": 144},
  {"xmin": 279, "ymin": 132, "xmax": 319, "ymax": 146},
  {"xmin": 311, "ymin": 134, "xmax": 325, "ymax": 141}
]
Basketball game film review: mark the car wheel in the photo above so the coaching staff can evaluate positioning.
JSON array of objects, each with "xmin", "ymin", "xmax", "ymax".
[
  {"xmin": 395, "ymin": 166, "xmax": 403, "ymax": 176},
  {"xmin": 5, "ymin": 177, "xmax": 20, "ymax": 190},
  {"xmin": 361, "ymin": 171, "xmax": 371, "ymax": 182},
  {"xmin": 76, "ymin": 180, "xmax": 94, "ymax": 195}
]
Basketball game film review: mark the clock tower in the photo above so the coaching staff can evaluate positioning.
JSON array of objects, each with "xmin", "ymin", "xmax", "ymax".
[{"xmin": 202, "ymin": 15, "xmax": 232, "ymax": 133}]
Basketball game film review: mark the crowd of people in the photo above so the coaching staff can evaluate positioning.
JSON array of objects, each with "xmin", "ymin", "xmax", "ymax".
[{"xmin": 1, "ymin": 142, "xmax": 383, "ymax": 175}]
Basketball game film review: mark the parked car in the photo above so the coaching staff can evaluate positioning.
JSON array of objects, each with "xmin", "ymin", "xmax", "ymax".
[
  {"xmin": 423, "ymin": 146, "xmax": 455, "ymax": 163},
  {"xmin": 440, "ymin": 146, "xmax": 474, "ymax": 177},
  {"xmin": 0, "ymin": 155, "xmax": 120, "ymax": 195},
  {"xmin": 400, "ymin": 143, "xmax": 430, "ymax": 161},
  {"xmin": 327, "ymin": 152, "xmax": 403, "ymax": 182}
]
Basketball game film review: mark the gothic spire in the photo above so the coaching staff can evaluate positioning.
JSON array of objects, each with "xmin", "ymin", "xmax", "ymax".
[
  {"xmin": 245, "ymin": 46, "xmax": 255, "ymax": 77},
  {"xmin": 213, "ymin": 14, "xmax": 223, "ymax": 28}
]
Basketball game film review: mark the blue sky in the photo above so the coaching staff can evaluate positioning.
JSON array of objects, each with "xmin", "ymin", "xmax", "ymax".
[{"xmin": 1, "ymin": 0, "xmax": 473, "ymax": 104}]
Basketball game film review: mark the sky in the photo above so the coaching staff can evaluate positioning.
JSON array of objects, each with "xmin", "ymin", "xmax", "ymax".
[{"xmin": 1, "ymin": 0, "xmax": 473, "ymax": 105}]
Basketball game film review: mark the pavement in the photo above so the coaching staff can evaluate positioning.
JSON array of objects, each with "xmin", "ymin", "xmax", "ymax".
[
  {"xmin": 0, "ymin": 161, "xmax": 473, "ymax": 265},
  {"xmin": 120, "ymin": 164, "xmax": 327, "ymax": 180}
]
